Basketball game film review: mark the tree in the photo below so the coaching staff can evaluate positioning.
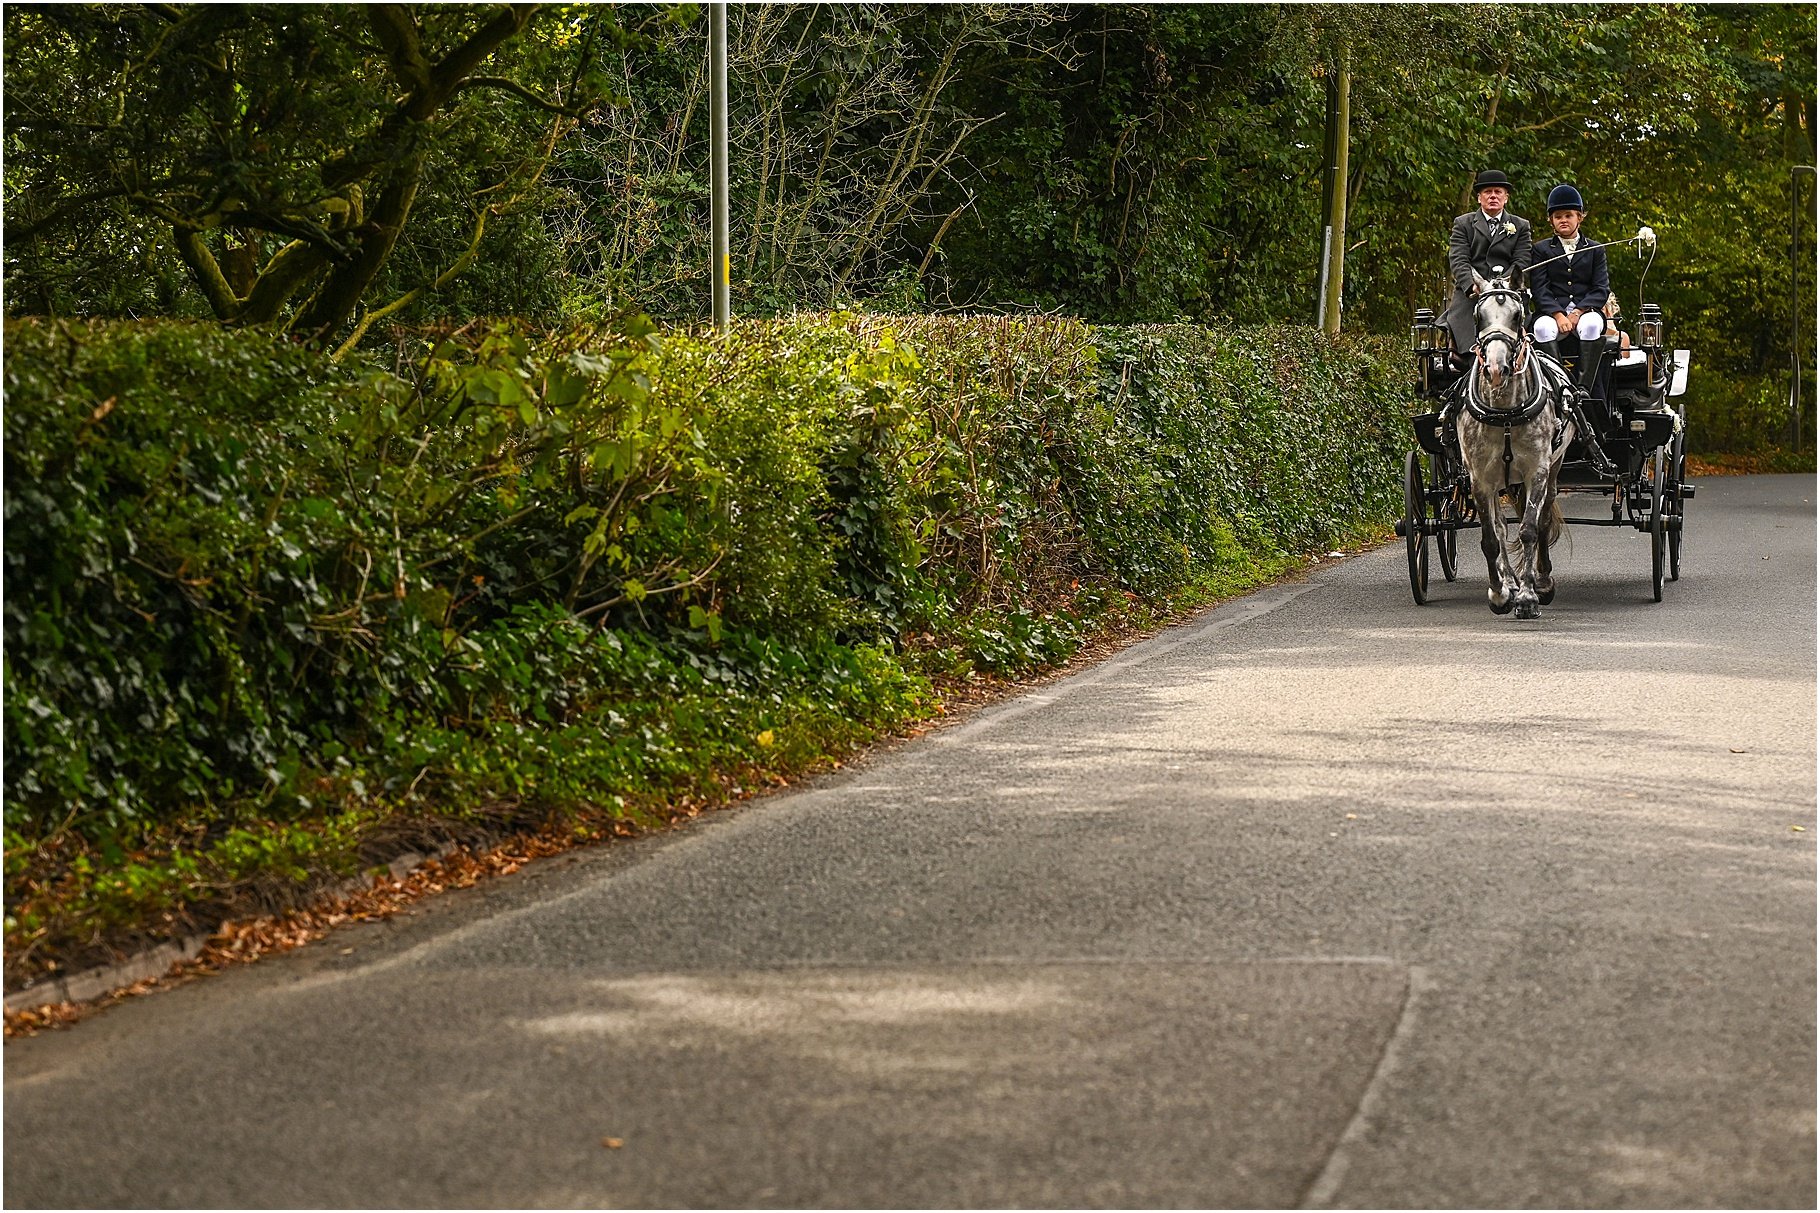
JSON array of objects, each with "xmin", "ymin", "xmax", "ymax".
[
  {"xmin": 4, "ymin": 3, "xmax": 619, "ymax": 348},
  {"xmin": 541, "ymin": 3, "xmax": 1066, "ymax": 319}
]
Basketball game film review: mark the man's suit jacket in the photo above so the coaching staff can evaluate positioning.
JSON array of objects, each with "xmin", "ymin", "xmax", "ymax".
[
  {"xmin": 1449, "ymin": 209, "xmax": 1534, "ymax": 291},
  {"xmin": 1529, "ymin": 233, "xmax": 1610, "ymax": 318},
  {"xmin": 1444, "ymin": 210, "xmax": 1533, "ymax": 352}
]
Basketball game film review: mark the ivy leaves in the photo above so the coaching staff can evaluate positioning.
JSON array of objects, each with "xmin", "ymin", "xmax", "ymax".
[{"xmin": 3, "ymin": 311, "xmax": 1406, "ymax": 869}]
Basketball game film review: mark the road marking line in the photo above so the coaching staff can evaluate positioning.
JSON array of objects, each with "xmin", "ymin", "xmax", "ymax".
[{"xmin": 1300, "ymin": 964, "xmax": 1433, "ymax": 1209}]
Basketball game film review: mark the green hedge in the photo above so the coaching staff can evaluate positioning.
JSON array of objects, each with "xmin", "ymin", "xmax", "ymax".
[
  {"xmin": 1681, "ymin": 371, "xmax": 1814, "ymax": 456},
  {"xmin": 3, "ymin": 314, "xmax": 1404, "ymax": 969}
]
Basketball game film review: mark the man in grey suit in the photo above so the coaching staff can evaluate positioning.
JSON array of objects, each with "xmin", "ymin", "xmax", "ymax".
[{"xmin": 1443, "ymin": 169, "xmax": 1534, "ymax": 363}]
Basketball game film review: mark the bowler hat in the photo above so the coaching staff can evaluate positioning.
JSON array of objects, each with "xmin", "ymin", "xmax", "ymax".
[
  {"xmin": 1473, "ymin": 169, "xmax": 1512, "ymax": 193},
  {"xmin": 1546, "ymin": 183, "xmax": 1586, "ymax": 214}
]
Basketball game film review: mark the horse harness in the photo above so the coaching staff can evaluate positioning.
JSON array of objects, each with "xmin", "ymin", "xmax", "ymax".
[
  {"xmin": 1459, "ymin": 335, "xmax": 1569, "ymax": 492},
  {"xmin": 1455, "ymin": 286, "xmax": 1619, "ymax": 486}
]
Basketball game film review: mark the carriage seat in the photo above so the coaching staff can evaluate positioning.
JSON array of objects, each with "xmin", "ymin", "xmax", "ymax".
[
  {"xmin": 1609, "ymin": 349, "xmax": 1651, "ymax": 392},
  {"xmin": 1609, "ymin": 348, "xmax": 1679, "ymax": 415}
]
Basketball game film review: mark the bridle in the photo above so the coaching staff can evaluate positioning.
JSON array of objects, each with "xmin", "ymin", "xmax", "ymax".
[
  {"xmin": 1459, "ymin": 279, "xmax": 1608, "ymax": 489},
  {"xmin": 1474, "ymin": 328, "xmax": 1531, "ymax": 377},
  {"xmin": 1464, "ymin": 286, "xmax": 1548, "ymax": 427},
  {"xmin": 1470, "ymin": 286, "xmax": 1535, "ymax": 390}
]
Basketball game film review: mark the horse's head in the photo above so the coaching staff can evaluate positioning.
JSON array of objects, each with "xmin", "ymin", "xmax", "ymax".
[{"xmin": 1470, "ymin": 268, "xmax": 1527, "ymax": 393}]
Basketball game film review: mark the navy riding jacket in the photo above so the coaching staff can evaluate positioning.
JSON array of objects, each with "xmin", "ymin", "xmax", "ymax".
[{"xmin": 1529, "ymin": 234, "xmax": 1610, "ymax": 317}]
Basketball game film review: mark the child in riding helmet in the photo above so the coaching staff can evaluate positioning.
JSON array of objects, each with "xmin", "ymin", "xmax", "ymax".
[{"xmin": 1530, "ymin": 184, "xmax": 1614, "ymax": 403}]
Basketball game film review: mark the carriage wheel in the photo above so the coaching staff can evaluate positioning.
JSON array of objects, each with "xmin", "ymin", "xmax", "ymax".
[
  {"xmin": 1432, "ymin": 452, "xmax": 1460, "ymax": 582},
  {"xmin": 1403, "ymin": 450, "xmax": 1430, "ymax": 604},
  {"xmin": 1648, "ymin": 448, "xmax": 1666, "ymax": 603},
  {"xmin": 1666, "ymin": 430, "xmax": 1685, "ymax": 582}
]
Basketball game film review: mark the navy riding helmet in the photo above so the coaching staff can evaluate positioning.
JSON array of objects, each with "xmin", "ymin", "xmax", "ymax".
[{"xmin": 1546, "ymin": 184, "xmax": 1585, "ymax": 214}]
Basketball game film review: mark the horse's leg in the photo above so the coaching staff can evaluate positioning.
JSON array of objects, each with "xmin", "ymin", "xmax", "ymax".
[
  {"xmin": 1511, "ymin": 469, "xmax": 1548, "ymax": 619},
  {"xmin": 1536, "ymin": 411, "xmax": 1579, "ymax": 604},
  {"xmin": 1462, "ymin": 415, "xmax": 1518, "ymax": 613},
  {"xmin": 1536, "ymin": 523, "xmax": 1555, "ymax": 606},
  {"xmin": 1536, "ymin": 415, "xmax": 1571, "ymax": 606},
  {"xmin": 1476, "ymin": 483, "xmax": 1514, "ymax": 614}
]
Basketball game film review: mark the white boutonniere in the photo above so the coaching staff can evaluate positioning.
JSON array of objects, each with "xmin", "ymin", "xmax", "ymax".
[{"xmin": 1502, "ymin": 222, "xmax": 1517, "ymax": 235}]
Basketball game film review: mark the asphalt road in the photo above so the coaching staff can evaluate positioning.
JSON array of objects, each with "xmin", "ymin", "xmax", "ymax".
[{"xmin": 6, "ymin": 474, "xmax": 1814, "ymax": 1209}]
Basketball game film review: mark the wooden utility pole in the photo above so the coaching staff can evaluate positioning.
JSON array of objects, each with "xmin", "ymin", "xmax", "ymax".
[
  {"xmin": 1791, "ymin": 164, "xmax": 1815, "ymax": 447},
  {"xmin": 1315, "ymin": 67, "xmax": 1337, "ymax": 326},
  {"xmin": 1317, "ymin": 48, "xmax": 1350, "ymax": 338}
]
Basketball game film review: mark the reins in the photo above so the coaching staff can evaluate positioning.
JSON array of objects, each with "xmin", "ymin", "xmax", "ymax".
[{"xmin": 1467, "ymin": 278, "xmax": 1614, "ymax": 474}]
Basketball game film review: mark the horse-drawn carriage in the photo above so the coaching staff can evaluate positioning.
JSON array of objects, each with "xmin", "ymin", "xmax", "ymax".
[{"xmin": 1393, "ymin": 234, "xmax": 1692, "ymax": 615}]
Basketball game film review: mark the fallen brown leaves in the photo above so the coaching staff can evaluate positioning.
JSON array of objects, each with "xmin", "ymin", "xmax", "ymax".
[
  {"xmin": 5, "ymin": 563, "xmax": 1306, "ymax": 1038},
  {"xmin": 1686, "ymin": 451, "xmax": 1815, "ymax": 477},
  {"xmin": 4, "ymin": 817, "xmax": 643, "ymax": 1038}
]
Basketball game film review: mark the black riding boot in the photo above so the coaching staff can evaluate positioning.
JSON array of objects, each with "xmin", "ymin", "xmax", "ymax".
[
  {"xmin": 1578, "ymin": 343, "xmax": 1605, "ymax": 398},
  {"xmin": 1577, "ymin": 337, "xmax": 1618, "ymax": 432}
]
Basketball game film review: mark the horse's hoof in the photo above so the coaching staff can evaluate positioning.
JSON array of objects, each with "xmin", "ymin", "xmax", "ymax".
[
  {"xmin": 1537, "ymin": 585, "xmax": 1555, "ymax": 606},
  {"xmin": 1514, "ymin": 601, "xmax": 1541, "ymax": 620},
  {"xmin": 1488, "ymin": 594, "xmax": 1515, "ymax": 616}
]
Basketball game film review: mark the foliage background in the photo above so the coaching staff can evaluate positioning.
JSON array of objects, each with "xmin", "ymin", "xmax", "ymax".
[
  {"xmin": 4, "ymin": 315, "xmax": 1402, "ymax": 976},
  {"xmin": 1, "ymin": 2, "xmax": 1812, "ymax": 979},
  {"xmin": 6, "ymin": 3, "xmax": 1814, "ymax": 449}
]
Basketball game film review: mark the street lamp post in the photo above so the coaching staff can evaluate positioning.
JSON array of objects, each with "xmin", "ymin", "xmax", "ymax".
[{"xmin": 710, "ymin": 2, "xmax": 730, "ymax": 330}]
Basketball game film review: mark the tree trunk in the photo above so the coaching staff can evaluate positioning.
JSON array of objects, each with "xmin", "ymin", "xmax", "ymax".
[{"xmin": 294, "ymin": 152, "xmax": 425, "ymax": 342}]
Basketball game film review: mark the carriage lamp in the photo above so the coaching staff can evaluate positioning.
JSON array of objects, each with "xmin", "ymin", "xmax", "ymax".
[
  {"xmin": 1638, "ymin": 304, "xmax": 1664, "ymax": 349},
  {"xmin": 1412, "ymin": 308, "xmax": 1437, "ymax": 353}
]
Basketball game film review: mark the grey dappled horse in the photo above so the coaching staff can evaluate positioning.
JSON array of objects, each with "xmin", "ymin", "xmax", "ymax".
[{"xmin": 1457, "ymin": 271, "xmax": 1573, "ymax": 619}]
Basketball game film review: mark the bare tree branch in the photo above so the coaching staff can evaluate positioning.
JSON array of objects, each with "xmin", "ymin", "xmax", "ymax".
[
  {"xmin": 367, "ymin": 5, "xmax": 434, "ymax": 96},
  {"xmin": 425, "ymin": 4, "xmax": 540, "ymax": 109},
  {"xmin": 453, "ymin": 74, "xmax": 585, "ymax": 115},
  {"xmin": 7, "ymin": 187, "xmax": 132, "ymax": 242},
  {"xmin": 239, "ymin": 240, "xmax": 329, "ymax": 326}
]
